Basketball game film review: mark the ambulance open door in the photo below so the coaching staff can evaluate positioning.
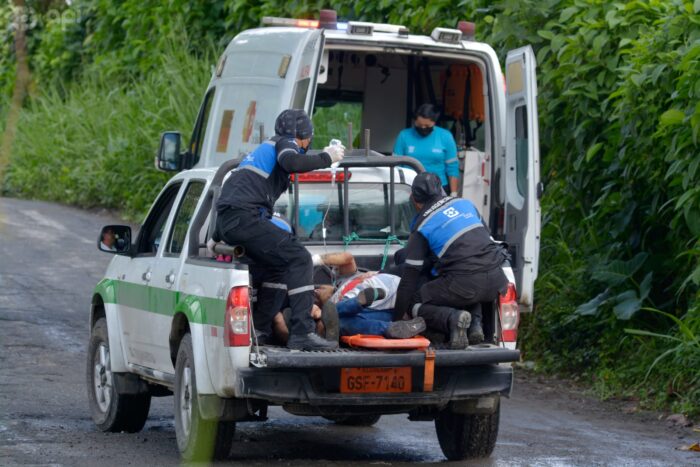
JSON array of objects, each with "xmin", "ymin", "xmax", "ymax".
[{"xmin": 503, "ymin": 46, "xmax": 541, "ymax": 311}]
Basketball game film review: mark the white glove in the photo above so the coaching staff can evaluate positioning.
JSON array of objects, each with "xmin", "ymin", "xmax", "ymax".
[
  {"xmin": 450, "ymin": 191, "xmax": 459, "ymax": 197},
  {"xmin": 324, "ymin": 143, "xmax": 345, "ymax": 163}
]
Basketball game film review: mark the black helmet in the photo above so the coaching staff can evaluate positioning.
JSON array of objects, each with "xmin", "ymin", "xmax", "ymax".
[
  {"xmin": 274, "ymin": 109, "xmax": 314, "ymax": 139},
  {"xmin": 411, "ymin": 172, "xmax": 445, "ymax": 203}
]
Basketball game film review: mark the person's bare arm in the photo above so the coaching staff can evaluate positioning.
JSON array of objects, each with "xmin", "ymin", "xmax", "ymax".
[{"xmin": 316, "ymin": 251, "xmax": 357, "ymax": 276}]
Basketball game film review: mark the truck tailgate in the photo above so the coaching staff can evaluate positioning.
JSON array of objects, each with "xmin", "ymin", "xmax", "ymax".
[{"xmin": 257, "ymin": 345, "xmax": 519, "ymax": 368}]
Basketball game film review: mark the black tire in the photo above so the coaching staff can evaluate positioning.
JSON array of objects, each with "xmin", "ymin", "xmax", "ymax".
[
  {"xmin": 434, "ymin": 402, "xmax": 500, "ymax": 460},
  {"xmin": 174, "ymin": 334, "xmax": 236, "ymax": 461},
  {"xmin": 87, "ymin": 318, "xmax": 151, "ymax": 433},
  {"xmin": 324, "ymin": 414, "xmax": 382, "ymax": 426}
]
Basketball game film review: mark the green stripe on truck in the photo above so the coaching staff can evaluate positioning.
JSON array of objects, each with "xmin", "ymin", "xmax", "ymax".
[{"xmin": 94, "ymin": 278, "xmax": 227, "ymax": 326}]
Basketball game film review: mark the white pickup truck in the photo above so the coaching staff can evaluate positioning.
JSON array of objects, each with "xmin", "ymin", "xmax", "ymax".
[{"xmin": 87, "ymin": 11, "xmax": 540, "ymax": 462}]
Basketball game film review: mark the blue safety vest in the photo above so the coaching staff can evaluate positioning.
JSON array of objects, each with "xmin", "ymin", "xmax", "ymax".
[
  {"xmin": 238, "ymin": 140, "xmax": 277, "ymax": 178},
  {"xmin": 415, "ymin": 198, "xmax": 483, "ymax": 258}
]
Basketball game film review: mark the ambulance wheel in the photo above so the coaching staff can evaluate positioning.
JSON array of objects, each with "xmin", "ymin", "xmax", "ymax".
[
  {"xmin": 87, "ymin": 318, "xmax": 151, "ymax": 432},
  {"xmin": 324, "ymin": 414, "xmax": 382, "ymax": 426},
  {"xmin": 174, "ymin": 333, "xmax": 236, "ymax": 461},
  {"xmin": 434, "ymin": 403, "xmax": 500, "ymax": 460}
]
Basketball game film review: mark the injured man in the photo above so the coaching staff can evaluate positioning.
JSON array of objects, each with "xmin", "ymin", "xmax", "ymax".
[{"xmin": 271, "ymin": 252, "xmax": 426, "ymax": 343}]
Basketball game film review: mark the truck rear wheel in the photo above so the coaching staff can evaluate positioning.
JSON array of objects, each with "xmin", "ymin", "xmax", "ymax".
[
  {"xmin": 434, "ymin": 403, "xmax": 500, "ymax": 460},
  {"xmin": 174, "ymin": 334, "xmax": 235, "ymax": 461},
  {"xmin": 324, "ymin": 414, "xmax": 382, "ymax": 426},
  {"xmin": 87, "ymin": 318, "xmax": 151, "ymax": 432}
]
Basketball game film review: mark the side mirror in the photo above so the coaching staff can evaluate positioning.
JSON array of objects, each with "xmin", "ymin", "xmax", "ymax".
[
  {"xmin": 98, "ymin": 225, "xmax": 132, "ymax": 255},
  {"xmin": 156, "ymin": 131, "xmax": 183, "ymax": 172}
]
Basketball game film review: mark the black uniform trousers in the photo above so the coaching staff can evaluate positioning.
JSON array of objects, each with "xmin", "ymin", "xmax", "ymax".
[
  {"xmin": 411, "ymin": 267, "xmax": 508, "ymax": 334},
  {"xmin": 217, "ymin": 208, "xmax": 315, "ymax": 337}
]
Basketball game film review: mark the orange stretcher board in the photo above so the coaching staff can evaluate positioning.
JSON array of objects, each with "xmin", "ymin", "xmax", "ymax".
[{"xmin": 341, "ymin": 334, "xmax": 431, "ymax": 350}]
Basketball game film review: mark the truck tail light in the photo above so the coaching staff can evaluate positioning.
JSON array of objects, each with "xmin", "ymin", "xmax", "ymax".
[
  {"xmin": 499, "ymin": 283, "xmax": 519, "ymax": 342},
  {"xmin": 224, "ymin": 286, "xmax": 250, "ymax": 347}
]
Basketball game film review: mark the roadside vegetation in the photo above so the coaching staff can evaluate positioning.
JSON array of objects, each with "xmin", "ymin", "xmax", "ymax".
[{"xmin": 1, "ymin": 0, "xmax": 698, "ymax": 416}]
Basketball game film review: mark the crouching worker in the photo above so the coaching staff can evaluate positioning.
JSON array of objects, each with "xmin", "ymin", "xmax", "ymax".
[
  {"xmin": 315, "ymin": 252, "xmax": 427, "ymax": 339},
  {"xmin": 215, "ymin": 109, "xmax": 344, "ymax": 350},
  {"xmin": 394, "ymin": 173, "xmax": 509, "ymax": 349}
]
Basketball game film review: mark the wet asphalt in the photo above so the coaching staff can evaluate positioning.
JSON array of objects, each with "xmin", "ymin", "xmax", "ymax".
[{"xmin": 0, "ymin": 196, "xmax": 697, "ymax": 466}]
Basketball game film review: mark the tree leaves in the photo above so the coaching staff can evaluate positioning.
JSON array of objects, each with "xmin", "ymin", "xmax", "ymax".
[{"xmin": 660, "ymin": 108, "xmax": 686, "ymax": 126}]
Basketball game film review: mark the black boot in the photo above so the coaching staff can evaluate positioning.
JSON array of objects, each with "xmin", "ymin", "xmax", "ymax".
[
  {"xmin": 321, "ymin": 301, "xmax": 340, "ymax": 343},
  {"xmin": 447, "ymin": 310, "xmax": 471, "ymax": 349},
  {"xmin": 385, "ymin": 317, "xmax": 427, "ymax": 339},
  {"xmin": 287, "ymin": 332, "xmax": 339, "ymax": 350},
  {"xmin": 253, "ymin": 329, "xmax": 270, "ymax": 346},
  {"xmin": 468, "ymin": 314, "xmax": 484, "ymax": 345}
]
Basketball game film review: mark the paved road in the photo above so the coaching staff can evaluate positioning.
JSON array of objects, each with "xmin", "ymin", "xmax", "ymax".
[{"xmin": 0, "ymin": 197, "xmax": 697, "ymax": 466}]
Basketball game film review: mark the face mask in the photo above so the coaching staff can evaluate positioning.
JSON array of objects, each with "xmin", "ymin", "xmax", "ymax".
[{"xmin": 415, "ymin": 126, "xmax": 433, "ymax": 137}]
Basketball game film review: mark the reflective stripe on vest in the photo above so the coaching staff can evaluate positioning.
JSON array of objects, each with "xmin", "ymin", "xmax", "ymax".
[
  {"xmin": 417, "ymin": 198, "xmax": 483, "ymax": 258},
  {"xmin": 237, "ymin": 140, "xmax": 276, "ymax": 178}
]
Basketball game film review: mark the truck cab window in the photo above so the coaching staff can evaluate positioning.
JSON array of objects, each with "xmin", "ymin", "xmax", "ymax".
[
  {"xmin": 136, "ymin": 183, "xmax": 182, "ymax": 255},
  {"xmin": 167, "ymin": 181, "xmax": 206, "ymax": 255}
]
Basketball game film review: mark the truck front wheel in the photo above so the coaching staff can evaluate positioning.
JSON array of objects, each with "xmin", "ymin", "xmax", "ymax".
[
  {"xmin": 434, "ymin": 403, "xmax": 500, "ymax": 460},
  {"xmin": 174, "ymin": 334, "xmax": 235, "ymax": 461},
  {"xmin": 87, "ymin": 318, "xmax": 151, "ymax": 432}
]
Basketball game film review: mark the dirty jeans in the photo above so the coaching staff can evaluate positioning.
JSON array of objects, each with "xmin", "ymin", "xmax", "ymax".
[{"xmin": 336, "ymin": 297, "xmax": 393, "ymax": 336}]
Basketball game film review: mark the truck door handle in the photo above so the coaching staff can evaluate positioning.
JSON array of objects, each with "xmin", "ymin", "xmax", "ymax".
[
  {"xmin": 142, "ymin": 271, "xmax": 152, "ymax": 282},
  {"xmin": 165, "ymin": 272, "xmax": 175, "ymax": 284}
]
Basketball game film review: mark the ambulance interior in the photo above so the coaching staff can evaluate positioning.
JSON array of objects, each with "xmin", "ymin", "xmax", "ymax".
[
  {"xmin": 271, "ymin": 49, "xmax": 495, "ymax": 250},
  {"xmin": 305, "ymin": 49, "xmax": 495, "ymax": 230}
]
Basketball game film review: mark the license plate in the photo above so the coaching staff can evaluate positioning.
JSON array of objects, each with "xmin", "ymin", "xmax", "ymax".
[{"xmin": 340, "ymin": 367, "xmax": 412, "ymax": 393}]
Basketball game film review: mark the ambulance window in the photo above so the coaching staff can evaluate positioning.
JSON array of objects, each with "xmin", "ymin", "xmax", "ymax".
[
  {"xmin": 166, "ymin": 181, "xmax": 206, "ymax": 256},
  {"xmin": 312, "ymin": 102, "xmax": 363, "ymax": 148},
  {"xmin": 136, "ymin": 183, "xmax": 182, "ymax": 255},
  {"xmin": 292, "ymin": 78, "xmax": 310, "ymax": 110},
  {"xmin": 515, "ymin": 105, "xmax": 528, "ymax": 197},
  {"xmin": 190, "ymin": 88, "xmax": 215, "ymax": 165}
]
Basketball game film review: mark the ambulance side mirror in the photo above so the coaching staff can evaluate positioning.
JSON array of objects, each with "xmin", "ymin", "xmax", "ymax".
[{"xmin": 156, "ymin": 131, "xmax": 183, "ymax": 172}]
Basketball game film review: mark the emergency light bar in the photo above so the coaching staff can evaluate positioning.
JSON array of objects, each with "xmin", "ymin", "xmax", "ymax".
[
  {"xmin": 261, "ymin": 16, "xmax": 320, "ymax": 28},
  {"xmin": 431, "ymin": 27, "xmax": 463, "ymax": 44}
]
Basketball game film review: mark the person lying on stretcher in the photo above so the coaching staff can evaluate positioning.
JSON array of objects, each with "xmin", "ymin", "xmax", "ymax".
[{"xmin": 272, "ymin": 252, "xmax": 426, "ymax": 342}]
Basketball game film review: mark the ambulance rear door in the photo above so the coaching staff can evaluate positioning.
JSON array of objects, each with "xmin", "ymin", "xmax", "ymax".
[
  {"xmin": 503, "ymin": 45, "xmax": 541, "ymax": 311},
  {"xmin": 196, "ymin": 27, "xmax": 324, "ymax": 168}
]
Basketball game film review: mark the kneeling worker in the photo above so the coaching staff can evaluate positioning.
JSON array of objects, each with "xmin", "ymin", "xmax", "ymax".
[
  {"xmin": 394, "ymin": 173, "xmax": 509, "ymax": 349},
  {"xmin": 215, "ymin": 109, "xmax": 344, "ymax": 350}
]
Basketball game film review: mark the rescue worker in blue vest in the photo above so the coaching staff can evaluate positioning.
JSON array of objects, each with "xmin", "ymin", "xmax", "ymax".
[
  {"xmin": 215, "ymin": 109, "xmax": 344, "ymax": 350},
  {"xmin": 394, "ymin": 172, "xmax": 509, "ymax": 349}
]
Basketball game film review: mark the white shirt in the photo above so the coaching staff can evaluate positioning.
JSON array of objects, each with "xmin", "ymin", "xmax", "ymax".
[{"xmin": 331, "ymin": 273, "xmax": 401, "ymax": 310}]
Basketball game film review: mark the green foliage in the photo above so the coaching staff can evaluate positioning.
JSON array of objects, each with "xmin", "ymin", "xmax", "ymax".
[{"xmin": 3, "ymin": 39, "xmax": 213, "ymax": 219}]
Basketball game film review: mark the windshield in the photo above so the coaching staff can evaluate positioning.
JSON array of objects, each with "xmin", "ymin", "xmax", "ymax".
[{"xmin": 274, "ymin": 182, "xmax": 416, "ymax": 242}]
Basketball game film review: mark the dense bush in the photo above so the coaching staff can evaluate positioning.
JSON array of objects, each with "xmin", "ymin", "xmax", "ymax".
[{"xmin": 1, "ymin": 0, "xmax": 698, "ymax": 413}]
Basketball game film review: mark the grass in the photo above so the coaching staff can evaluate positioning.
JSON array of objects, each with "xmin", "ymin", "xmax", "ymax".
[{"xmin": 2, "ymin": 43, "xmax": 214, "ymax": 220}]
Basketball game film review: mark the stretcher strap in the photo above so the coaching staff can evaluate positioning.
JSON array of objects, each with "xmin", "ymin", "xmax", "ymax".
[
  {"xmin": 342, "ymin": 232, "xmax": 406, "ymax": 270},
  {"xmin": 423, "ymin": 348, "xmax": 435, "ymax": 392}
]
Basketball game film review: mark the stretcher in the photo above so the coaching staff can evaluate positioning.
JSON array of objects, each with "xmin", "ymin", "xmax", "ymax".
[{"xmin": 341, "ymin": 334, "xmax": 431, "ymax": 350}]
